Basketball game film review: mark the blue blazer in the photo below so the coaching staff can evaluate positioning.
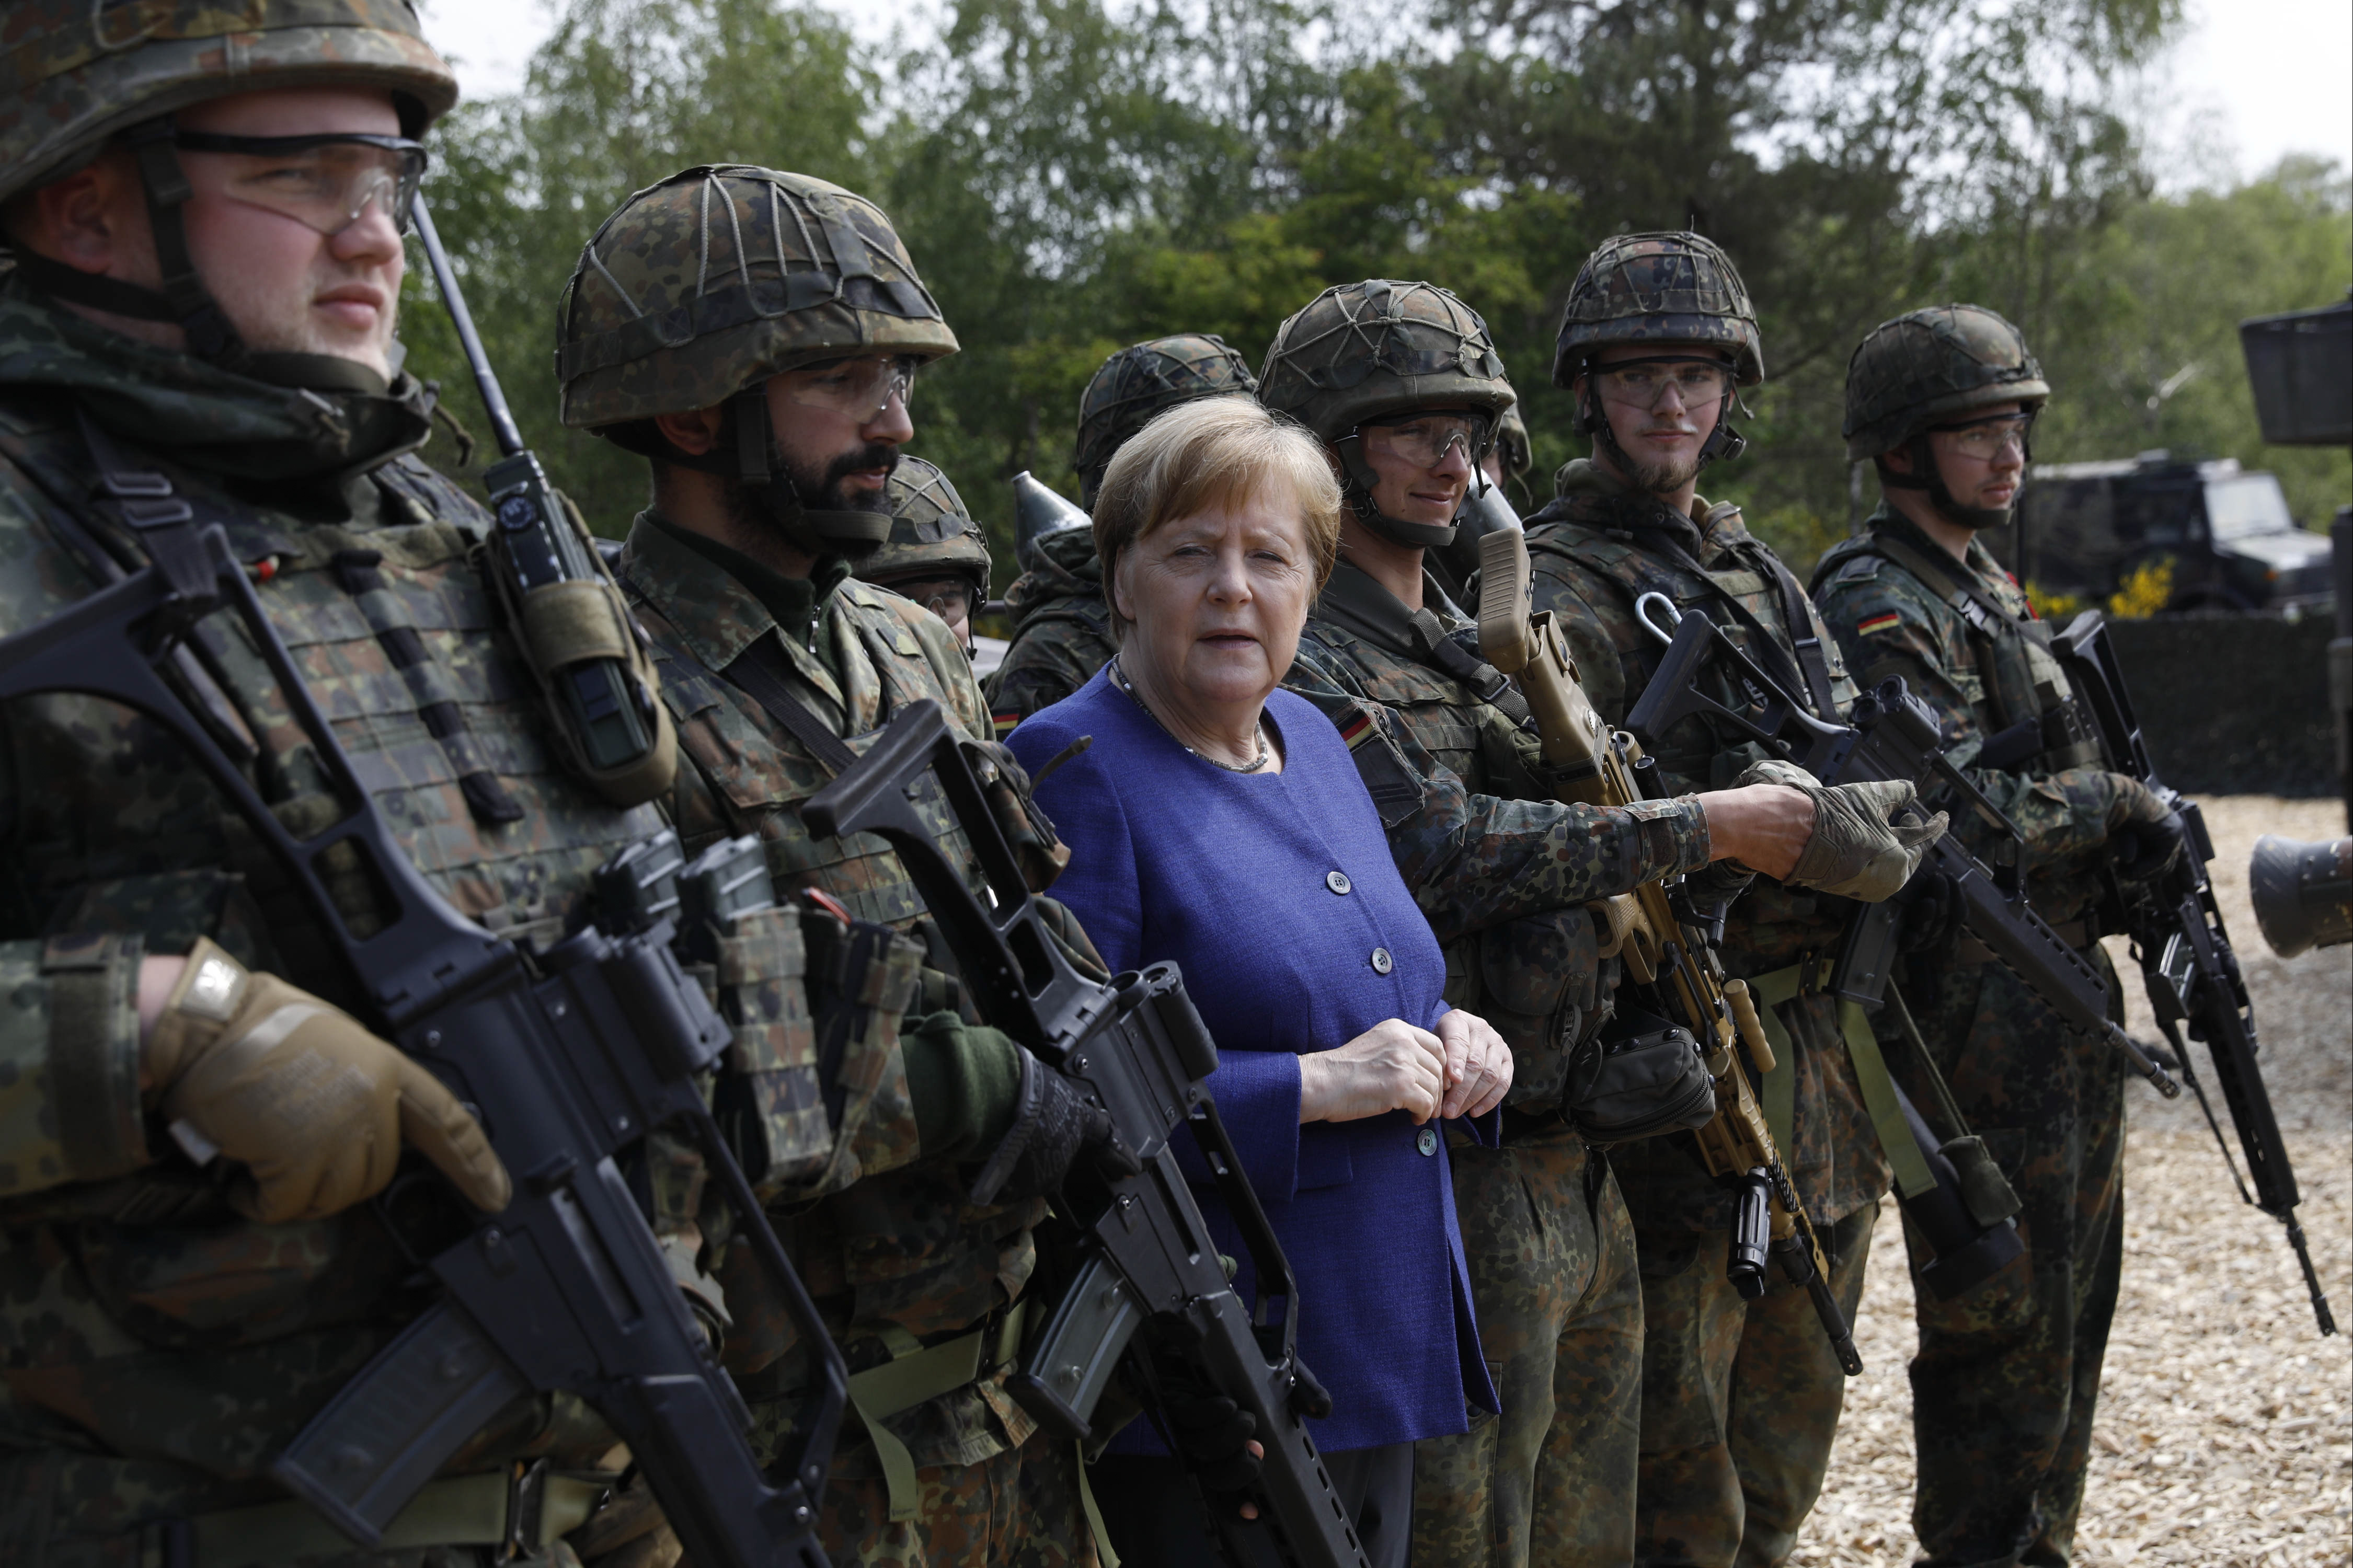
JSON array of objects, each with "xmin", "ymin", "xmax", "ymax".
[{"xmin": 1010, "ymin": 667, "xmax": 1496, "ymax": 1455}]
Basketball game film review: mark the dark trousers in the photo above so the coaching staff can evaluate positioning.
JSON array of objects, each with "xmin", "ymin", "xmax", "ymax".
[
  {"xmin": 1088, "ymin": 1442, "xmax": 1415, "ymax": 1568},
  {"xmin": 1904, "ymin": 954, "xmax": 2128, "ymax": 1568}
]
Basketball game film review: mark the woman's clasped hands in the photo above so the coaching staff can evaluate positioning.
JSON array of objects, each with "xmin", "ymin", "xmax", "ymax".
[{"xmin": 1296, "ymin": 1010, "xmax": 1513, "ymax": 1125}]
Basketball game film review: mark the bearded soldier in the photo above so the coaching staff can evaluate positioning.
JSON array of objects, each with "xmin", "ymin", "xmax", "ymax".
[
  {"xmin": 1520, "ymin": 233, "xmax": 1899, "ymax": 1568},
  {"xmin": 987, "ymin": 333, "xmax": 1258, "ymax": 733},
  {"xmin": 0, "ymin": 7, "xmax": 819, "ymax": 1562},
  {"xmin": 555, "ymin": 165, "xmax": 1128, "ymax": 1566},
  {"xmin": 1815, "ymin": 306, "xmax": 2180, "ymax": 1568},
  {"xmin": 1258, "ymin": 279, "xmax": 1908, "ymax": 1568},
  {"xmin": 856, "ymin": 454, "xmax": 993, "ymax": 653}
]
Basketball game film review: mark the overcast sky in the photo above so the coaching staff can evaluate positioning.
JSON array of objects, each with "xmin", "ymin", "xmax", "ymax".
[{"xmin": 416, "ymin": 0, "xmax": 2353, "ymax": 184}]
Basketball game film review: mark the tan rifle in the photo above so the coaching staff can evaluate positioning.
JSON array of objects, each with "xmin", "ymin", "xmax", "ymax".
[{"xmin": 1476, "ymin": 526, "xmax": 1862, "ymax": 1373}]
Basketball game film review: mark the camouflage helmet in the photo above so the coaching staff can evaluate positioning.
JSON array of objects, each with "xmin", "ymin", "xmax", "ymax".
[
  {"xmin": 1843, "ymin": 304, "xmax": 2050, "ymax": 460},
  {"xmin": 556, "ymin": 165, "xmax": 959, "ymax": 434},
  {"xmin": 1073, "ymin": 335, "xmax": 1259, "ymax": 505},
  {"xmin": 0, "ymin": 0, "xmax": 458, "ymax": 205},
  {"xmin": 1258, "ymin": 279, "xmax": 1514, "ymax": 444},
  {"xmin": 859, "ymin": 455, "xmax": 992, "ymax": 591},
  {"xmin": 1550, "ymin": 232, "xmax": 1764, "ymax": 388}
]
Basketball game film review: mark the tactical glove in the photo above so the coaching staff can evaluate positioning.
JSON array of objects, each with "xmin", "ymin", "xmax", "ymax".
[
  {"xmin": 1734, "ymin": 759, "xmax": 1948, "ymax": 903},
  {"xmin": 967, "ymin": 1048, "xmax": 1142, "ymax": 1205},
  {"xmin": 2105, "ymin": 774, "xmax": 2187, "ymax": 881},
  {"xmin": 1167, "ymin": 1390, "xmax": 1262, "ymax": 1492},
  {"xmin": 144, "ymin": 938, "xmax": 511, "ymax": 1224}
]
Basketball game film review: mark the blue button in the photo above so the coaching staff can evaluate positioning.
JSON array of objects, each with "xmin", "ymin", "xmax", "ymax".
[{"xmin": 1416, "ymin": 1126, "xmax": 1438, "ymax": 1157}]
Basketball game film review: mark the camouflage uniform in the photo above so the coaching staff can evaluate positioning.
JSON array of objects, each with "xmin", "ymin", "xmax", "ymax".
[
  {"xmin": 1260, "ymin": 280, "xmax": 1711, "ymax": 1568},
  {"xmin": 1524, "ymin": 235, "xmax": 1891, "ymax": 1568},
  {"xmin": 987, "ymin": 525, "xmax": 1113, "ymax": 737},
  {"xmin": 1813, "ymin": 305, "xmax": 2145, "ymax": 1568},
  {"xmin": 985, "ymin": 335, "xmax": 1257, "ymax": 733},
  {"xmin": 558, "ymin": 165, "xmax": 1099, "ymax": 1568},
  {"xmin": 0, "ymin": 10, "xmax": 722, "ymax": 1563}
]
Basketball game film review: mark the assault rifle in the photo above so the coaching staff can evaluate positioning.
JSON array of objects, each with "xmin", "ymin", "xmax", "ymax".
[
  {"xmin": 802, "ymin": 700, "xmax": 1371, "ymax": 1568},
  {"xmin": 1474, "ymin": 532, "xmax": 1862, "ymax": 1373},
  {"xmin": 1617, "ymin": 591, "xmax": 2182, "ymax": 1100},
  {"xmin": 0, "ymin": 525, "xmax": 846, "ymax": 1568},
  {"xmin": 2052, "ymin": 613, "xmax": 2336, "ymax": 1336}
]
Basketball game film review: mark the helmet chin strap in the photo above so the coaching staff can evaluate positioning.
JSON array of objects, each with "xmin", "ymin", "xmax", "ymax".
[
  {"xmin": 728, "ymin": 390, "xmax": 892, "ymax": 561},
  {"xmin": 1334, "ymin": 433, "xmax": 1458, "ymax": 550},
  {"xmin": 16, "ymin": 116, "xmax": 251, "ymax": 366},
  {"xmin": 1881, "ymin": 434, "xmax": 2015, "ymax": 532}
]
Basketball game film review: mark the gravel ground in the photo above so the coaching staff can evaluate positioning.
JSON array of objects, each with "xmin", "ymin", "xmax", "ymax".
[{"xmin": 1793, "ymin": 796, "xmax": 2353, "ymax": 1568}]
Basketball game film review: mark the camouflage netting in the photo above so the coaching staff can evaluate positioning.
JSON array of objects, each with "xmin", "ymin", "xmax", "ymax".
[
  {"xmin": 1257, "ymin": 278, "xmax": 1513, "ymax": 444},
  {"xmin": 557, "ymin": 165, "xmax": 958, "ymax": 434},
  {"xmin": 1073, "ymin": 333, "xmax": 1258, "ymax": 503},
  {"xmin": 1843, "ymin": 304, "xmax": 2051, "ymax": 461},
  {"xmin": 862, "ymin": 454, "xmax": 991, "ymax": 587},
  {"xmin": 1549, "ymin": 231, "xmax": 1765, "ymax": 388}
]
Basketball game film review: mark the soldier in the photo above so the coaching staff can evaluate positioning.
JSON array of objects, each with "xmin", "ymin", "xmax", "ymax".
[
  {"xmin": 1520, "ymin": 233, "xmax": 1897, "ymax": 1568},
  {"xmin": 1815, "ymin": 305, "xmax": 2179, "ymax": 1568},
  {"xmin": 555, "ymin": 164, "xmax": 1129, "ymax": 1566},
  {"xmin": 986, "ymin": 333, "xmax": 1258, "ymax": 733},
  {"xmin": 0, "ymin": 7, "xmax": 730, "ymax": 1562},
  {"xmin": 1257, "ymin": 278, "xmax": 1897, "ymax": 1568},
  {"xmin": 855, "ymin": 454, "xmax": 993, "ymax": 653}
]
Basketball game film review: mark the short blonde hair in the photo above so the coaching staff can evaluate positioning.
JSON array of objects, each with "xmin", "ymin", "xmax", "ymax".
[{"xmin": 1092, "ymin": 396, "xmax": 1344, "ymax": 643}]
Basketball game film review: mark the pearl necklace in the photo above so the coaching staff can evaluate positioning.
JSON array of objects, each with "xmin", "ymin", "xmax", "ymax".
[{"xmin": 1110, "ymin": 658, "xmax": 1271, "ymax": 774}]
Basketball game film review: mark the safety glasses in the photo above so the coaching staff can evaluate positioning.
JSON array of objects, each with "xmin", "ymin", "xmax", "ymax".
[
  {"xmin": 1590, "ymin": 357, "xmax": 1735, "ymax": 410},
  {"xmin": 782, "ymin": 355, "xmax": 919, "ymax": 422},
  {"xmin": 1358, "ymin": 411, "xmax": 1492, "ymax": 470},
  {"xmin": 1929, "ymin": 412, "xmax": 2035, "ymax": 461},
  {"xmin": 172, "ymin": 131, "xmax": 428, "ymax": 237}
]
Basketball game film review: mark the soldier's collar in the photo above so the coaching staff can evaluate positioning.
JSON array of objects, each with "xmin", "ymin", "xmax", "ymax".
[
  {"xmin": 1311, "ymin": 560, "xmax": 1464, "ymax": 656},
  {"xmin": 626, "ymin": 511, "xmax": 851, "ymax": 670},
  {"xmin": 1869, "ymin": 506, "xmax": 2008, "ymax": 592}
]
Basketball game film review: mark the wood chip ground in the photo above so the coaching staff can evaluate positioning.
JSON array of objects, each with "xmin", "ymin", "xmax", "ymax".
[{"xmin": 1793, "ymin": 796, "xmax": 2352, "ymax": 1568}]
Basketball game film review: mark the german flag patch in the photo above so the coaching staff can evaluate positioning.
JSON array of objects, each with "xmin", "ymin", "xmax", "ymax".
[
  {"xmin": 992, "ymin": 710, "xmax": 1023, "ymax": 739},
  {"xmin": 1857, "ymin": 612, "xmax": 1903, "ymax": 637},
  {"xmin": 1335, "ymin": 705, "xmax": 1377, "ymax": 750}
]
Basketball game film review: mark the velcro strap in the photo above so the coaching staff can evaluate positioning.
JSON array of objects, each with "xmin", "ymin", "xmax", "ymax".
[
  {"xmin": 41, "ymin": 933, "xmax": 146, "ymax": 1183},
  {"xmin": 521, "ymin": 579, "xmax": 634, "ymax": 667}
]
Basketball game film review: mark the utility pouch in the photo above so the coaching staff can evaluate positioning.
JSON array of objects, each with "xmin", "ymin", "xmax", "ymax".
[
  {"xmin": 1565, "ymin": 1007, "xmax": 1717, "ymax": 1144},
  {"xmin": 480, "ymin": 453, "xmax": 676, "ymax": 806},
  {"xmin": 1942, "ymin": 1134, "xmax": 2024, "ymax": 1229}
]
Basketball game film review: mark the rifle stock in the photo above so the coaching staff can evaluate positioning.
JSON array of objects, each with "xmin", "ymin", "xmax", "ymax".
[
  {"xmin": 1476, "ymin": 530, "xmax": 1862, "ymax": 1373},
  {"xmin": 2053, "ymin": 613, "xmax": 2335, "ymax": 1337},
  {"xmin": 801, "ymin": 701, "xmax": 1372, "ymax": 1568}
]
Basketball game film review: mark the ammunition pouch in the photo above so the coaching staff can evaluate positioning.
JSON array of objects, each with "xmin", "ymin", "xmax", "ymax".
[{"xmin": 1564, "ymin": 1006, "xmax": 1717, "ymax": 1145}]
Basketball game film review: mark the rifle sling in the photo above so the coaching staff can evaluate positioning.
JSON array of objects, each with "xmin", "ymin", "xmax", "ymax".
[
  {"xmin": 1644, "ymin": 531, "xmax": 1840, "ymax": 722},
  {"xmin": 1747, "ymin": 961, "xmax": 1937, "ymax": 1202},
  {"xmin": 722, "ymin": 633, "xmax": 863, "ymax": 774},
  {"xmin": 1867, "ymin": 533, "xmax": 2045, "ymax": 647}
]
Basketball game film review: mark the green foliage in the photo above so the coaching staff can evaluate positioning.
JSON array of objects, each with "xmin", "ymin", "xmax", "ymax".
[{"xmin": 394, "ymin": 0, "xmax": 2346, "ymax": 602}]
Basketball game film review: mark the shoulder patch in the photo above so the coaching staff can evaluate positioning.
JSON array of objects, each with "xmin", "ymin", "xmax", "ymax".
[
  {"xmin": 1857, "ymin": 610, "xmax": 1903, "ymax": 636},
  {"xmin": 1833, "ymin": 554, "xmax": 1882, "ymax": 582}
]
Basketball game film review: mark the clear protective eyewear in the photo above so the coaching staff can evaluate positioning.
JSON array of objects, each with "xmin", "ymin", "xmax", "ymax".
[
  {"xmin": 1591, "ymin": 358, "xmax": 1735, "ymax": 409},
  {"xmin": 172, "ymin": 131, "xmax": 428, "ymax": 236},
  {"xmin": 1930, "ymin": 412, "xmax": 2035, "ymax": 462},
  {"xmin": 783, "ymin": 355, "xmax": 918, "ymax": 422},
  {"xmin": 1359, "ymin": 411, "xmax": 1491, "ymax": 470}
]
